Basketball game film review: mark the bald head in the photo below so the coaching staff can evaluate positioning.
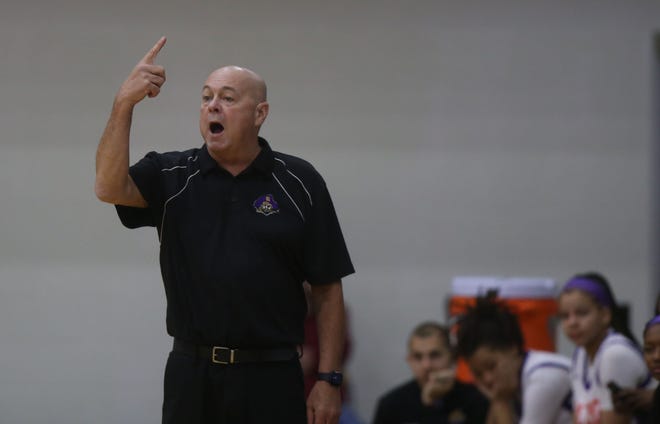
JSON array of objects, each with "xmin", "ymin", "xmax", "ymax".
[
  {"xmin": 206, "ymin": 66, "xmax": 267, "ymax": 103},
  {"xmin": 199, "ymin": 65, "xmax": 270, "ymax": 160}
]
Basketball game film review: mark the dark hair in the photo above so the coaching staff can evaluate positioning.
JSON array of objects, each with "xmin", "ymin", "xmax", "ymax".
[
  {"xmin": 455, "ymin": 295, "xmax": 525, "ymax": 359},
  {"xmin": 644, "ymin": 315, "xmax": 660, "ymax": 337},
  {"xmin": 565, "ymin": 272, "xmax": 639, "ymax": 347},
  {"xmin": 409, "ymin": 321, "xmax": 451, "ymax": 351}
]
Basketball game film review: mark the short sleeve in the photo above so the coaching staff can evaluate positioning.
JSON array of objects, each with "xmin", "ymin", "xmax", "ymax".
[
  {"xmin": 521, "ymin": 366, "xmax": 572, "ymax": 424},
  {"xmin": 115, "ymin": 151, "xmax": 164, "ymax": 229},
  {"xmin": 597, "ymin": 344, "xmax": 649, "ymax": 411},
  {"xmin": 303, "ymin": 176, "xmax": 354, "ymax": 284}
]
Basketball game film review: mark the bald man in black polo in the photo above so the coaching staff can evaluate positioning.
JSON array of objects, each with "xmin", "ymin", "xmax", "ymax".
[{"xmin": 95, "ymin": 37, "xmax": 354, "ymax": 424}]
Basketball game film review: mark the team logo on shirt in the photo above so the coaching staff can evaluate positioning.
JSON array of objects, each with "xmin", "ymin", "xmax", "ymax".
[{"xmin": 253, "ymin": 194, "xmax": 280, "ymax": 216}]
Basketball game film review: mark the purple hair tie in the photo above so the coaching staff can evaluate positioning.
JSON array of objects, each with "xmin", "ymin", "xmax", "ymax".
[
  {"xmin": 644, "ymin": 315, "xmax": 660, "ymax": 335},
  {"xmin": 562, "ymin": 277, "xmax": 613, "ymax": 308}
]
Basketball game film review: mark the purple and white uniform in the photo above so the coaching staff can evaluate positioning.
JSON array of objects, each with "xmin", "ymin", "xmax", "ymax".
[
  {"xmin": 520, "ymin": 350, "xmax": 573, "ymax": 424},
  {"xmin": 571, "ymin": 330, "xmax": 656, "ymax": 424}
]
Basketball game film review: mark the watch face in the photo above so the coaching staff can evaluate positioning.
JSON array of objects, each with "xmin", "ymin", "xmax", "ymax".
[
  {"xmin": 319, "ymin": 371, "xmax": 343, "ymax": 386},
  {"xmin": 330, "ymin": 373, "xmax": 342, "ymax": 385}
]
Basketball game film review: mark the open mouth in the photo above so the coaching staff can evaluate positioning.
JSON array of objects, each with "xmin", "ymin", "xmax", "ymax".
[{"xmin": 209, "ymin": 122, "xmax": 224, "ymax": 134}]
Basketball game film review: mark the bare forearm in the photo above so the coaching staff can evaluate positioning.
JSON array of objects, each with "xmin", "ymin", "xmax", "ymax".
[
  {"xmin": 310, "ymin": 281, "xmax": 345, "ymax": 373},
  {"xmin": 306, "ymin": 281, "xmax": 345, "ymax": 423},
  {"xmin": 95, "ymin": 100, "xmax": 140, "ymax": 205}
]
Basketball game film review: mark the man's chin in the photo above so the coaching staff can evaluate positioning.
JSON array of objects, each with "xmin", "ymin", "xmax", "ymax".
[{"xmin": 205, "ymin": 137, "xmax": 229, "ymax": 151}]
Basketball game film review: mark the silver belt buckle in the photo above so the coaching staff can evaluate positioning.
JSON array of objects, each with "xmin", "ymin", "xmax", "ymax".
[{"xmin": 211, "ymin": 346, "xmax": 236, "ymax": 364}]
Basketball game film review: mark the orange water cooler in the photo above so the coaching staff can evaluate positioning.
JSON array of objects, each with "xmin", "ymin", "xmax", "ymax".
[{"xmin": 448, "ymin": 276, "xmax": 559, "ymax": 382}]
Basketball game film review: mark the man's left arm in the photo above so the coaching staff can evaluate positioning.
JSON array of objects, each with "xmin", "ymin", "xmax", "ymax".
[{"xmin": 306, "ymin": 280, "xmax": 345, "ymax": 424}]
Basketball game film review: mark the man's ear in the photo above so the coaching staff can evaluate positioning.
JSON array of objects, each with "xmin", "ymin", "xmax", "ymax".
[{"xmin": 255, "ymin": 101, "xmax": 269, "ymax": 127}]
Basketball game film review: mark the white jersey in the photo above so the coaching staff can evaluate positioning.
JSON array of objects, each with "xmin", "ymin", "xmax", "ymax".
[
  {"xmin": 571, "ymin": 331, "xmax": 657, "ymax": 424},
  {"xmin": 520, "ymin": 350, "xmax": 573, "ymax": 424}
]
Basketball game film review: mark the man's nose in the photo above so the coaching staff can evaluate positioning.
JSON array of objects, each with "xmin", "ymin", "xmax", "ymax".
[
  {"xmin": 420, "ymin": 356, "xmax": 433, "ymax": 370},
  {"xmin": 207, "ymin": 97, "xmax": 221, "ymax": 111}
]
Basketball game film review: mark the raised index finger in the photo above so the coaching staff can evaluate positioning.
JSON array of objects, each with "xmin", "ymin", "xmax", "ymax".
[{"xmin": 141, "ymin": 36, "xmax": 167, "ymax": 64}]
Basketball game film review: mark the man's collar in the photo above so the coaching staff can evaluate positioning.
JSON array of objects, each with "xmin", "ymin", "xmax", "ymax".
[
  {"xmin": 199, "ymin": 137, "xmax": 274, "ymax": 176},
  {"xmin": 199, "ymin": 145, "xmax": 217, "ymax": 175},
  {"xmin": 250, "ymin": 137, "xmax": 275, "ymax": 175}
]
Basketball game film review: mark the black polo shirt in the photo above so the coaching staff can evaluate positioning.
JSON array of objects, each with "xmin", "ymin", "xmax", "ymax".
[{"xmin": 116, "ymin": 138, "xmax": 354, "ymax": 348}]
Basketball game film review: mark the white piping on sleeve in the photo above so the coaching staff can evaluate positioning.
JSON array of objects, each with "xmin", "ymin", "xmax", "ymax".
[
  {"xmin": 161, "ymin": 165, "xmax": 188, "ymax": 172},
  {"xmin": 285, "ymin": 170, "xmax": 312, "ymax": 206},
  {"xmin": 272, "ymin": 173, "xmax": 304, "ymax": 222},
  {"xmin": 161, "ymin": 155, "xmax": 198, "ymax": 172},
  {"xmin": 274, "ymin": 157, "xmax": 313, "ymax": 206}
]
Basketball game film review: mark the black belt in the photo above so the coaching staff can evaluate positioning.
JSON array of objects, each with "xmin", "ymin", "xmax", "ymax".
[{"xmin": 173, "ymin": 339, "xmax": 298, "ymax": 365}]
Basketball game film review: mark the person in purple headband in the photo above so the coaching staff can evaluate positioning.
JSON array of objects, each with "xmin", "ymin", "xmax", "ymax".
[
  {"xmin": 559, "ymin": 272, "xmax": 656, "ymax": 424},
  {"xmin": 561, "ymin": 276, "xmax": 615, "ymax": 308},
  {"xmin": 644, "ymin": 315, "xmax": 660, "ymax": 337},
  {"xmin": 643, "ymin": 314, "xmax": 660, "ymax": 422}
]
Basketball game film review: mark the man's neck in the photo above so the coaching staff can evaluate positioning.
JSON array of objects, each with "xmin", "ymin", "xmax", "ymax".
[{"xmin": 208, "ymin": 138, "xmax": 261, "ymax": 176}]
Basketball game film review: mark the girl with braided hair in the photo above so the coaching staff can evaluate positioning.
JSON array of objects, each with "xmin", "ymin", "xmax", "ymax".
[{"xmin": 456, "ymin": 295, "xmax": 572, "ymax": 424}]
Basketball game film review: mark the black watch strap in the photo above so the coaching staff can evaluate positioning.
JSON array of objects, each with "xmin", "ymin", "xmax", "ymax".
[{"xmin": 317, "ymin": 370, "xmax": 343, "ymax": 387}]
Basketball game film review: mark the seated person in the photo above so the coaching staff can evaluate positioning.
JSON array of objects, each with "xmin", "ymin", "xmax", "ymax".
[
  {"xmin": 456, "ymin": 296, "xmax": 572, "ymax": 424},
  {"xmin": 642, "ymin": 314, "xmax": 660, "ymax": 422},
  {"xmin": 559, "ymin": 273, "xmax": 656, "ymax": 424},
  {"xmin": 372, "ymin": 321, "xmax": 489, "ymax": 424}
]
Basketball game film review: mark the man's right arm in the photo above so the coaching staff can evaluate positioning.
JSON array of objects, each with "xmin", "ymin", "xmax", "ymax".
[{"xmin": 95, "ymin": 37, "xmax": 166, "ymax": 207}]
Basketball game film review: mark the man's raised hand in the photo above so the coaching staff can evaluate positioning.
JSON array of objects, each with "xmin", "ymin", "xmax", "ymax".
[{"xmin": 116, "ymin": 37, "xmax": 167, "ymax": 107}]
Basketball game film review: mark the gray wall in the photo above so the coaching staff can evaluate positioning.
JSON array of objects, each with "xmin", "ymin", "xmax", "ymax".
[{"xmin": 1, "ymin": 1, "xmax": 659, "ymax": 422}]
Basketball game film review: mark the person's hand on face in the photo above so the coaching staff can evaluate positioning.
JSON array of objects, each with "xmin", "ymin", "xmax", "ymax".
[
  {"xmin": 421, "ymin": 367, "xmax": 456, "ymax": 406},
  {"xmin": 116, "ymin": 37, "xmax": 167, "ymax": 107},
  {"xmin": 488, "ymin": 354, "xmax": 519, "ymax": 401},
  {"xmin": 406, "ymin": 332, "xmax": 454, "ymax": 406},
  {"xmin": 468, "ymin": 346, "xmax": 520, "ymax": 402}
]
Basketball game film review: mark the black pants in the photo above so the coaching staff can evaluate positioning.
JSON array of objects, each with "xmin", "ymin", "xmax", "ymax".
[{"xmin": 162, "ymin": 349, "xmax": 307, "ymax": 424}]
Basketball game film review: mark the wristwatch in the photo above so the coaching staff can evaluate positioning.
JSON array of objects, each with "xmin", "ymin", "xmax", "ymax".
[{"xmin": 317, "ymin": 370, "xmax": 343, "ymax": 387}]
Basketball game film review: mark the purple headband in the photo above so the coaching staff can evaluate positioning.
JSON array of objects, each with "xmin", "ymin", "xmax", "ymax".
[
  {"xmin": 561, "ymin": 277, "xmax": 613, "ymax": 307},
  {"xmin": 644, "ymin": 315, "xmax": 660, "ymax": 335}
]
